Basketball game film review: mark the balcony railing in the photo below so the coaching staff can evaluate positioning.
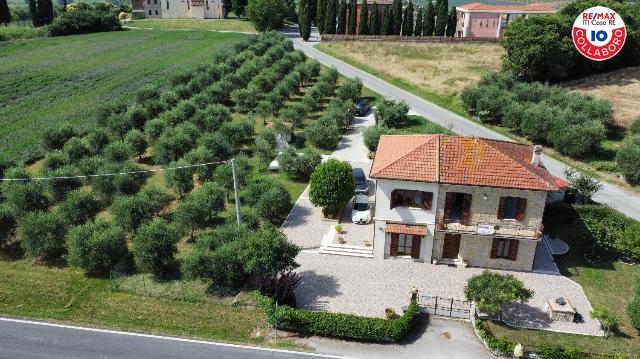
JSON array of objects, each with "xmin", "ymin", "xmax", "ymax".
[{"xmin": 436, "ymin": 217, "xmax": 543, "ymax": 239}]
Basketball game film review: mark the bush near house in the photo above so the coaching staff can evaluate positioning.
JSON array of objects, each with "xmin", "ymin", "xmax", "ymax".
[
  {"xmin": 48, "ymin": 6, "xmax": 122, "ymax": 37},
  {"xmin": 309, "ymin": 159, "xmax": 354, "ymax": 217},
  {"xmin": 461, "ymin": 72, "xmax": 612, "ymax": 158},
  {"xmin": 256, "ymin": 293, "xmax": 420, "ymax": 342}
]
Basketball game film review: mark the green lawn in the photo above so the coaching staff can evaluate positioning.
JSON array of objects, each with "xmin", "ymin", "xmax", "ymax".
[
  {"xmin": 0, "ymin": 24, "xmax": 48, "ymax": 41},
  {"xmin": 0, "ymin": 29, "xmax": 248, "ymax": 164},
  {"xmin": 485, "ymin": 206, "xmax": 640, "ymax": 358},
  {"xmin": 398, "ymin": 115, "xmax": 454, "ymax": 135},
  {"xmin": 0, "ymin": 258, "xmax": 306, "ymax": 349},
  {"xmin": 127, "ymin": 18, "xmax": 256, "ymax": 33}
]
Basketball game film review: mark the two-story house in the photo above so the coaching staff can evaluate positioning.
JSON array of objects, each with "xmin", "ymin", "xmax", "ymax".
[{"xmin": 370, "ymin": 134, "xmax": 559, "ymax": 272}]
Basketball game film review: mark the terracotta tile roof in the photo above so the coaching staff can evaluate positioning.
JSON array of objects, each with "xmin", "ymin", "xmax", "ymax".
[
  {"xmin": 386, "ymin": 223, "xmax": 428, "ymax": 235},
  {"xmin": 458, "ymin": 2, "xmax": 555, "ymax": 12},
  {"xmin": 553, "ymin": 176, "xmax": 571, "ymax": 188},
  {"xmin": 370, "ymin": 134, "xmax": 559, "ymax": 192}
]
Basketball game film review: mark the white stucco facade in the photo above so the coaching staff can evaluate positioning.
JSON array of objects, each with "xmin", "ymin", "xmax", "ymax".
[{"xmin": 134, "ymin": 0, "xmax": 226, "ymax": 19}]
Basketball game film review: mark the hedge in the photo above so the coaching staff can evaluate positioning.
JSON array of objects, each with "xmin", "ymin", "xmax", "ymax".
[
  {"xmin": 473, "ymin": 320, "xmax": 515, "ymax": 355},
  {"xmin": 255, "ymin": 293, "xmax": 420, "ymax": 342}
]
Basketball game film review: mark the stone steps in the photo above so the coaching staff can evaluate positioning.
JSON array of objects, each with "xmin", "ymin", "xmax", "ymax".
[{"xmin": 319, "ymin": 244, "xmax": 374, "ymax": 258}]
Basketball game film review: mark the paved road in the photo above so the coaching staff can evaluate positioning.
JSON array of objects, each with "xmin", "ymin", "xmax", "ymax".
[
  {"xmin": 291, "ymin": 38, "xmax": 640, "ymax": 221},
  {"xmin": 0, "ymin": 317, "xmax": 347, "ymax": 359}
]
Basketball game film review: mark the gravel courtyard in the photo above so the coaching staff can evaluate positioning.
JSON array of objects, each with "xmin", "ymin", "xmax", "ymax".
[{"xmin": 294, "ymin": 251, "xmax": 604, "ymax": 336}]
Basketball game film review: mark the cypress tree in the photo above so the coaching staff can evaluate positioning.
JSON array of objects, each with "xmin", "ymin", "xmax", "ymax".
[
  {"xmin": 28, "ymin": 0, "xmax": 39, "ymax": 26},
  {"xmin": 299, "ymin": 0, "xmax": 312, "ymax": 41},
  {"xmin": 434, "ymin": 0, "xmax": 447, "ymax": 36},
  {"xmin": 358, "ymin": 0, "xmax": 368, "ymax": 35},
  {"xmin": 446, "ymin": 6, "xmax": 456, "ymax": 37},
  {"xmin": 369, "ymin": 1, "xmax": 380, "ymax": 35},
  {"xmin": 381, "ymin": 4, "xmax": 391, "ymax": 35},
  {"xmin": 402, "ymin": 0, "xmax": 413, "ymax": 36},
  {"xmin": 324, "ymin": 0, "xmax": 337, "ymax": 34},
  {"xmin": 317, "ymin": 0, "xmax": 326, "ymax": 33},
  {"xmin": 310, "ymin": 0, "xmax": 317, "ymax": 26},
  {"xmin": 414, "ymin": 7, "xmax": 423, "ymax": 36},
  {"xmin": 347, "ymin": 0, "xmax": 356, "ymax": 34},
  {"xmin": 0, "ymin": 0, "xmax": 11, "ymax": 25},
  {"xmin": 423, "ymin": 1, "xmax": 435, "ymax": 36},
  {"xmin": 36, "ymin": 0, "xmax": 53, "ymax": 25},
  {"xmin": 391, "ymin": 0, "xmax": 402, "ymax": 35},
  {"xmin": 336, "ymin": 0, "xmax": 347, "ymax": 34}
]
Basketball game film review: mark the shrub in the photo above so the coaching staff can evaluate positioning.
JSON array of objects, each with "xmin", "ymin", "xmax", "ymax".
[
  {"xmin": 42, "ymin": 124, "xmax": 75, "ymax": 151},
  {"xmin": 548, "ymin": 118, "xmax": 606, "ymax": 158},
  {"xmin": 537, "ymin": 343, "xmax": 587, "ymax": 359},
  {"xmin": 86, "ymin": 129, "xmax": 111, "ymax": 154},
  {"xmin": 164, "ymin": 159, "xmax": 194, "ymax": 197},
  {"xmin": 154, "ymin": 127, "xmax": 196, "ymax": 164},
  {"xmin": 132, "ymin": 219, "xmax": 179, "ymax": 277},
  {"xmin": 631, "ymin": 117, "xmax": 640, "ymax": 135},
  {"xmin": 256, "ymin": 293, "xmax": 420, "ymax": 342},
  {"xmin": 363, "ymin": 126, "xmax": 393, "ymax": 152},
  {"xmin": 91, "ymin": 161, "xmax": 145, "ymax": 199},
  {"xmin": 57, "ymin": 190, "xmax": 100, "ymax": 226},
  {"xmin": 219, "ymin": 120, "xmax": 255, "ymax": 152},
  {"xmin": 0, "ymin": 205, "xmax": 16, "ymax": 245},
  {"xmin": 280, "ymin": 104, "xmax": 305, "ymax": 130},
  {"xmin": 465, "ymin": 270, "xmax": 533, "ymax": 320},
  {"xmin": 42, "ymin": 166, "xmax": 82, "ymax": 202},
  {"xmin": 103, "ymin": 141, "xmax": 132, "ymax": 163},
  {"xmin": 575, "ymin": 204, "xmax": 635, "ymax": 258},
  {"xmin": 124, "ymin": 129, "xmax": 148, "ymax": 159},
  {"xmin": 18, "ymin": 211, "xmax": 67, "ymax": 260},
  {"xmin": 106, "ymin": 112, "xmax": 133, "ymax": 139},
  {"xmin": 48, "ymin": 8, "xmax": 122, "ymax": 36},
  {"xmin": 245, "ymin": 177, "xmax": 291, "ymax": 222},
  {"xmin": 616, "ymin": 135, "xmax": 640, "ymax": 185},
  {"xmin": 213, "ymin": 155, "xmax": 250, "ymax": 200},
  {"xmin": 63, "ymin": 137, "xmax": 90, "ymax": 162},
  {"xmin": 3, "ymin": 180, "xmax": 50, "ymax": 218},
  {"xmin": 232, "ymin": 87, "xmax": 258, "ymax": 113},
  {"xmin": 474, "ymin": 86, "xmax": 514, "ymax": 123},
  {"xmin": 375, "ymin": 99, "xmax": 410, "ymax": 128},
  {"xmin": 66, "ymin": 219, "xmax": 128, "ymax": 275},
  {"xmin": 519, "ymin": 103, "xmax": 554, "ymax": 143},
  {"xmin": 197, "ymin": 132, "xmax": 233, "ymax": 162},
  {"xmin": 305, "ymin": 118, "xmax": 341, "ymax": 150},
  {"xmin": 309, "ymin": 159, "xmax": 354, "ymax": 217},
  {"xmin": 42, "ymin": 150, "xmax": 68, "ymax": 172},
  {"xmin": 191, "ymin": 104, "xmax": 232, "ymax": 132},
  {"xmin": 240, "ymin": 225, "xmax": 300, "ymax": 278},
  {"xmin": 336, "ymin": 78, "xmax": 363, "ymax": 103},
  {"xmin": 279, "ymin": 147, "xmax": 322, "ymax": 180},
  {"xmin": 126, "ymin": 105, "xmax": 149, "ymax": 130},
  {"xmin": 160, "ymin": 90, "xmax": 180, "ymax": 110},
  {"xmin": 175, "ymin": 182, "xmax": 225, "ymax": 239},
  {"xmin": 474, "ymin": 320, "xmax": 515, "ymax": 355},
  {"xmin": 590, "ymin": 304, "xmax": 618, "ymax": 337},
  {"xmin": 144, "ymin": 118, "xmax": 167, "ymax": 144},
  {"xmin": 628, "ymin": 278, "xmax": 640, "ymax": 332}
]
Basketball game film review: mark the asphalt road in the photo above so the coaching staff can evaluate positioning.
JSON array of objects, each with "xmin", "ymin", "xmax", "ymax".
[
  {"xmin": 291, "ymin": 37, "xmax": 640, "ymax": 221},
  {"xmin": 0, "ymin": 317, "xmax": 347, "ymax": 359}
]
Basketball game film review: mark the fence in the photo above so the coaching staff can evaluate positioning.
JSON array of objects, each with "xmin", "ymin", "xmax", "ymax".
[
  {"xmin": 417, "ymin": 294, "xmax": 472, "ymax": 319},
  {"xmin": 320, "ymin": 34, "xmax": 500, "ymax": 43}
]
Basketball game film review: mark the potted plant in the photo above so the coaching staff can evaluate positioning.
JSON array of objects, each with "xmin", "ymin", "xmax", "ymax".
[
  {"xmin": 385, "ymin": 307, "xmax": 396, "ymax": 319},
  {"xmin": 335, "ymin": 224, "xmax": 343, "ymax": 234}
]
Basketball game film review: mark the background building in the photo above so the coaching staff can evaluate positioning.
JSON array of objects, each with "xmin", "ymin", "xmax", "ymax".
[
  {"xmin": 132, "ymin": 0, "xmax": 226, "ymax": 19},
  {"xmin": 455, "ymin": 2, "xmax": 556, "ymax": 38}
]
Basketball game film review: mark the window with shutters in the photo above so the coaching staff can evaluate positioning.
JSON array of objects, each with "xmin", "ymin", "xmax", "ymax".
[
  {"xmin": 495, "ymin": 239, "xmax": 510, "ymax": 258},
  {"xmin": 491, "ymin": 238, "xmax": 519, "ymax": 261},
  {"xmin": 497, "ymin": 196, "xmax": 527, "ymax": 221},
  {"xmin": 443, "ymin": 192, "xmax": 472, "ymax": 225},
  {"xmin": 390, "ymin": 189, "xmax": 433, "ymax": 210},
  {"xmin": 390, "ymin": 233, "xmax": 422, "ymax": 258}
]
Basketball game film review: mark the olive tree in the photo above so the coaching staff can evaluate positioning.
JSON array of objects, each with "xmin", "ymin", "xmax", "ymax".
[
  {"xmin": 124, "ymin": 129, "xmax": 148, "ymax": 159},
  {"xmin": 375, "ymin": 99, "xmax": 410, "ymax": 128},
  {"xmin": 175, "ymin": 182, "xmax": 225, "ymax": 240},
  {"xmin": 616, "ymin": 135, "xmax": 640, "ymax": 185},
  {"xmin": 132, "ymin": 219, "xmax": 179, "ymax": 277},
  {"xmin": 66, "ymin": 219, "xmax": 128, "ymax": 275},
  {"xmin": 309, "ymin": 159, "xmax": 354, "ymax": 217},
  {"xmin": 18, "ymin": 211, "xmax": 67, "ymax": 261},
  {"xmin": 465, "ymin": 270, "xmax": 533, "ymax": 321},
  {"xmin": 57, "ymin": 190, "xmax": 100, "ymax": 226},
  {"xmin": 363, "ymin": 125, "xmax": 394, "ymax": 152}
]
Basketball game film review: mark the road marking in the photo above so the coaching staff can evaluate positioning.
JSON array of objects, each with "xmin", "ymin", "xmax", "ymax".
[{"xmin": 0, "ymin": 317, "xmax": 352, "ymax": 359}]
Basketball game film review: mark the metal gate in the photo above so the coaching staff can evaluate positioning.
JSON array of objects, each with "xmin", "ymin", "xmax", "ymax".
[{"xmin": 417, "ymin": 295, "xmax": 472, "ymax": 320}]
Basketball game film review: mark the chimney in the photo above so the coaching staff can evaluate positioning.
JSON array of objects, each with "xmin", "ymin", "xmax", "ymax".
[{"xmin": 531, "ymin": 145, "xmax": 543, "ymax": 166}]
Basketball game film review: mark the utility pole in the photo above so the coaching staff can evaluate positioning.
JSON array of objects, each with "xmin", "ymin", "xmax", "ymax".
[{"xmin": 231, "ymin": 157, "xmax": 242, "ymax": 225}]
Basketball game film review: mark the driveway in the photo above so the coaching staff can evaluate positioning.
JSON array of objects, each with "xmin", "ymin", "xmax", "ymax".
[
  {"xmin": 332, "ymin": 112, "xmax": 375, "ymax": 163},
  {"xmin": 298, "ymin": 317, "xmax": 493, "ymax": 359},
  {"xmin": 291, "ymin": 37, "xmax": 640, "ymax": 221},
  {"xmin": 294, "ymin": 251, "xmax": 603, "ymax": 336}
]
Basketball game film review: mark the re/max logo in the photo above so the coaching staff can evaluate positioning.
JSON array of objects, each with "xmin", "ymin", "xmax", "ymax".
[{"xmin": 582, "ymin": 12, "xmax": 616, "ymax": 20}]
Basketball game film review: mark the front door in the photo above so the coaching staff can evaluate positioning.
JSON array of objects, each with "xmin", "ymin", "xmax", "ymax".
[{"xmin": 442, "ymin": 233, "xmax": 461, "ymax": 259}]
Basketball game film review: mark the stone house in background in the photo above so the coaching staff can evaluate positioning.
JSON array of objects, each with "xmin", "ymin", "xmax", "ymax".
[
  {"xmin": 370, "ymin": 134, "xmax": 560, "ymax": 272},
  {"xmin": 455, "ymin": 2, "xmax": 556, "ymax": 38},
  {"xmin": 132, "ymin": 0, "xmax": 226, "ymax": 19}
]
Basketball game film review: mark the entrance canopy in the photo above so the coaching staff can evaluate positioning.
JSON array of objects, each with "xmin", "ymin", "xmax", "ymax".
[{"xmin": 386, "ymin": 223, "xmax": 428, "ymax": 236}]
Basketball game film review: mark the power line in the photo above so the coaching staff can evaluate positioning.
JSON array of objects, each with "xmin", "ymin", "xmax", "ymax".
[{"xmin": 0, "ymin": 160, "xmax": 230, "ymax": 182}]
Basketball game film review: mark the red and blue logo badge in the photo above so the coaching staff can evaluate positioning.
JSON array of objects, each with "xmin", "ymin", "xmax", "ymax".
[{"xmin": 572, "ymin": 6, "xmax": 626, "ymax": 61}]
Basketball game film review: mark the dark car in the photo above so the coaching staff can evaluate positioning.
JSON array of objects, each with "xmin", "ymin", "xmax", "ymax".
[
  {"xmin": 352, "ymin": 167, "xmax": 369, "ymax": 195},
  {"xmin": 354, "ymin": 98, "xmax": 370, "ymax": 117}
]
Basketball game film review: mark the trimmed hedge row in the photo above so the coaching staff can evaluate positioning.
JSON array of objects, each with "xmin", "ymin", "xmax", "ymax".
[
  {"xmin": 473, "ymin": 320, "xmax": 515, "ymax": 355},
  {"xmin": 255, "ymin": 293, "xmax": 420, "ymax": 342}
]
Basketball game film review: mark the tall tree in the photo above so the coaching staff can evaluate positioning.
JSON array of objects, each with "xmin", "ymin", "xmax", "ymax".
[
  {"xmin": 347, "ymin": 0, "xmax": 356, "ymax": 34},
  {"xmin": 28, "ymin": 0, "xmax": 39, "ymax": 26},
  {"xmin": 401, "ymin": 0, "xmax": 413, "ymax": 36},
  {"xmin": 434, "ymin": 0, "xmax": 447, "ymax": 36},
  {"xmin": 414, "ymin": 7, "xmax": 423, "ymax": 36},
  {"xmin": 391, "ymin": 0, "xmax": 402, "ymax": 35},
  {"xmin": 310, "ymin": 0, "xmax": 317, "ymax": 26},
  {"xmin": 231, "ymin": 0, "xmax": 248, "ymax": 17},
  {"xmin": 381, "ymin": 4, "xmax": 391, "ymax": 35},
  {"xmin": 358, "ymin": 0, "xmax": 368, "ymax": 35},
  {"xmin": 336, "ymin": 0, "xmax": 347, "ymax": 34},
  {"xmin": 369, "ymin": 1, "xmax": 380, "ymax": 35},
  {"xmin": 423, "ymin": 0, "xmax": 435, "ymax": 36},
  {"xmin": 324, "ymin": 0, "xmax": 337, "ymax": 34},
  {"xmin": 316, "ymin": 0, "xmax": 326, "ymax": 33},
  {"xmin": 299, "ymin": 0, "xmax": 312, "ymax": 41},
  {"xmin": 0, "ymin": 0, "xmax": 11, "ymax": 25},
  {"xmin": 446, "ymin": 6, "xmax": 456, "ymax": 37},
  {"xmin": 36, "ymin": 0, "xmax": 53, "ymax": 25}
]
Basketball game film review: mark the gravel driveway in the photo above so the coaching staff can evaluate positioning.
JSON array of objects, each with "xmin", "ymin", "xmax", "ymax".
[{"xmin": 294, "ymin": 251, "xmax": 603, "ymax": 336}]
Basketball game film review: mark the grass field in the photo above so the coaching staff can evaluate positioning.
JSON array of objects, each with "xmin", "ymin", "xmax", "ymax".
[
  {"xmin": 0, "ymin": 29, "xmax": 248, "ymax": 164},
  {"xmin": 485, "ymin": 207, "xmax": 640, "ymax": 358},
  {"xmin": 0, "ymin": 24, "xmax": 48, "ymax": 41},
  {"xmin": 127, "ymin": 18, "xmax": 257, "ymax": 33}
]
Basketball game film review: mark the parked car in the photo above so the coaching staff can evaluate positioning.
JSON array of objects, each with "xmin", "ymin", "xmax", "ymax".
[
  {"xmin": 352, "ymin": 167, "xmax": 369, "ymax": 195},
  {"xmin": 352, "ymin": 194, "xmax": 372, "ymax": 224},
  {"xmin": 354, "ymin": 98, "xmax": 370, "ymax": 116}
]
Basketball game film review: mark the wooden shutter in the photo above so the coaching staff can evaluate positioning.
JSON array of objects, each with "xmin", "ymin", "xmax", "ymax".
[
  {"xmin": 508, "ymin": 239, "xmax": 519, "ymax": 261},
  {"xmin": 411, "ymin": 235, "xmax": 421, "ymax": 259},
  {"xmin": 490, "ymin": 238, "xmax": 499, "ymax": 259},
  {"xmin": 390, "ymin": 234, "xmax": 398, "ymax": 257},
  {"xmin": 461, "ymin": 194, "xmax": 472, "ymax": 225},
  {"xmin": 515, "ymin": 198, "xmax": 527, "ymax": 221},
  {"xmin": 497, "ymin": 197, "xmax": 506, "ymax": 219},
  {"xmin": 390, "ymin": 190, "xmax": 397, "ymax": 209},
  {"xmin": 422, "ymin": 192, "xmax": 433, "ymax": 210},
  {"xmin": 443, "ymin": 192, "xmax": 454, "ymax": 221}
]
